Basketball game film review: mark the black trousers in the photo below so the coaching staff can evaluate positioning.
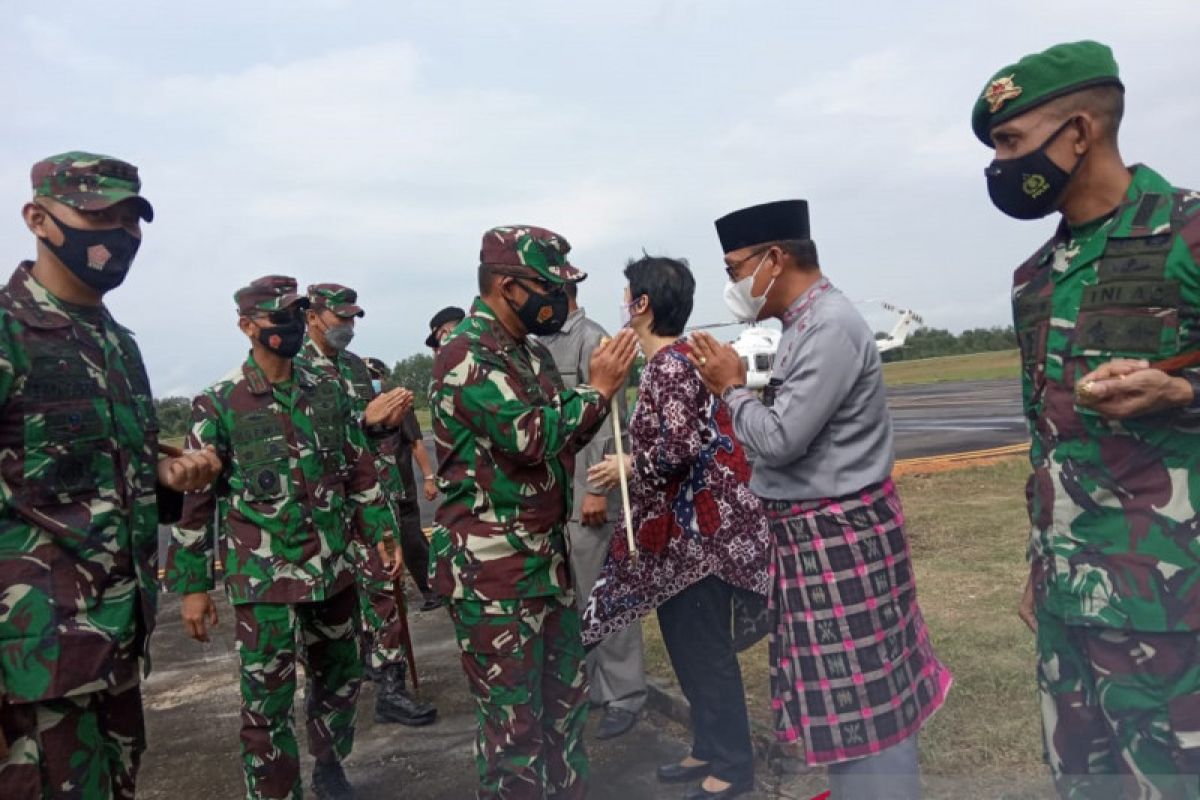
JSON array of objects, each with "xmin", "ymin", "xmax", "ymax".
[
  {"xmin": 395, "ymin": 497, "xmax": 431, "ymax": 594},
  {"xmin": 656, "ymin": 575, "xmax": 754, "ymax": 786}
]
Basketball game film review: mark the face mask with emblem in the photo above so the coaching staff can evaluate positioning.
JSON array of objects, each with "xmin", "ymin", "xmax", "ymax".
[
  {"xmin": 39, "ymin": 207, "xmax": 141, "ymax": 292},
  {"xmin": 985, "ymin": 117, "xmax": 1083, "ymax": 220},
  {"xmin": 507, "ymin": 277, "xmax": 569, "ymax": 336},
  {"xmin": 255, "ymin": 310, "xmax": 306, "ymax": 359}
]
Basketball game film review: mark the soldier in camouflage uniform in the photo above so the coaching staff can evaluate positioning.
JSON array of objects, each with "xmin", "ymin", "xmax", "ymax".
[
  {"xmin": 975, "ymin": 41, "xmax": 1200, "ymax": 798},
  {"xmin": 0, "ymin": 152, "xmax": 221, "ymax": 799},
  {"xmin": 297, "ymin": 284, "xmax": 436, "ymax": 727},
  {"xmin": 167, "ymin": 276, "xmax": 394, "ymax": 800},
  {"xmin": 430, "ymin": 225, "xmax": 638, "ymax": 799},
  {"xmin": 363, "ymin": 357, "xmax": 442, "ymax": 613}
]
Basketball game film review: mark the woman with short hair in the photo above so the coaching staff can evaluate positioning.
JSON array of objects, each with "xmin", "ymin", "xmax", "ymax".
[{"xmin": 584, "ymin": 255, "xmax": 769, "ymax": 800}]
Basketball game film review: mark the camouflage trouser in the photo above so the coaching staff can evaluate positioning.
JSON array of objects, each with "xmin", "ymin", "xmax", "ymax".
[
  {"xmin": 1037, "ymin": 606, "xmax": 1200, "ymax": 799},
  {"xmin": 448, "ymin": 594, "xmax": 589, "ymax": 800},
  {"xmin": 348, "ymin": 538, "xmax": 406, "ymax": 671},
  {"xmin": 235, "ymin": 587, "xmax": 362, "ymax": 800},
  {"xmin": 0, "ymin": 679, "xmax": 144, "ymax": 800}
]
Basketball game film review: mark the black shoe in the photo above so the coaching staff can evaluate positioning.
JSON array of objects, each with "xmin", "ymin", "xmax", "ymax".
[
  {"xmin": 682, "ymin": 779, "xmax": 753, "ymax": 800},
  {"xmin": 595, "ymin": 707, "xmax": 637, "ymax": 740},
  {"xmin": 361, "ymin": 663, "xmax": 382, "ymax": 684},
  {"xmin": 656, "ymin": 760, "xmax": 710, "ymax": 784},
  {"xmin": 312, "ymin": 761, "xmax": 355, "ymax": 800},
  {"xmin": 419, "ymin": 592, "xmax": 444, "ymax": 612},
  {"xmin": 375, "ymin": 664, "xmax": 437, "ymax": 726}
]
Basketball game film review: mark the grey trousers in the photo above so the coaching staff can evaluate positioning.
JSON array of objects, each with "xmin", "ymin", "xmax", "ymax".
[
  {"xmin": 826, "ymin": 733, "xmax": 921, "ymax": 800},
  {"xmin": 567, "ymin": 519, "xmax": 647, "ymax": 712}
]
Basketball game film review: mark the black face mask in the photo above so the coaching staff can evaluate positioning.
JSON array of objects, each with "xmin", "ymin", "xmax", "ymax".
[
  {"xmin": 256, "ymin": 318, "xmax": 306, "ymax": 359},
  {"xmin": 39, "ymin": 207, "xmax": 141, "ymax": 292},
  {"xmin": 985, "ymin": 117, "xmax": 1083, "ymax": 221},
  {"xmin": 507, "ymin": 278, "xmax": 569, "ymax": 336}
]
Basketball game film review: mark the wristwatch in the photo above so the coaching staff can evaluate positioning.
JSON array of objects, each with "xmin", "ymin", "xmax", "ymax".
[{"xmin": 721, "ymin": 383, "xmax": 746, "ymax": 404}]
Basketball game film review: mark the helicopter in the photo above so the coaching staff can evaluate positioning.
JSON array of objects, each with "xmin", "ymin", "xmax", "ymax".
[{"xmin": 689, "ymin": 302, "xmax": 924, "ymax": 390}]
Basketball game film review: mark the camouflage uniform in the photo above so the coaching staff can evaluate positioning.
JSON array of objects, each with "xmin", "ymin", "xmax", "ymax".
[
  {"xmin": 167, "ymin": 276, "xmax": 390, "ymax": 800},
  {"xmin": 296, "ymin": 283, "xmax": 408, "ymax": 675},
  {"xmin": 0, "ymin": 153, "xmax": 163, "ymax": 800},
  {"xmin": 431, "ymin": 226, "xmax": 607, "ymax": 799},
  {"xmin": 975, "ymin": 43, "xmax": 1200, "ymax": 799}
]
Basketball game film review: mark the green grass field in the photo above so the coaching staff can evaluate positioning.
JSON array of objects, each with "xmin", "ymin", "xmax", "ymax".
[
  {"xmin": 882, "ymin": 349, "xmax": 1020, "ymax": 386},
  {"xmin": 641, "ymin": 457, "xmax": 1043, "ymax": 782}
]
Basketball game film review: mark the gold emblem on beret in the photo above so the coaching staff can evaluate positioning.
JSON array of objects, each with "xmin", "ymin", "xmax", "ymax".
[{"xmin": 983, "ymin": 74, "xmax": 1023, "ymax": 113}]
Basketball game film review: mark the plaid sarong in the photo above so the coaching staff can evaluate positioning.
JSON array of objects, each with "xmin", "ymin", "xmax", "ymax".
[{"xmin": 766, "ymin": 479, "xmax": 952, "ymax": 766}]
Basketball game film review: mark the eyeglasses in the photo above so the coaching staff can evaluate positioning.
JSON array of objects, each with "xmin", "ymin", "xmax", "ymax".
[
  {"xmin": 494, "ymin": 270, "xmax": 563, "ymax": 295},
  {"xmin": 724, "ymin": 246, "xmax": 772, "ymax": 281}
]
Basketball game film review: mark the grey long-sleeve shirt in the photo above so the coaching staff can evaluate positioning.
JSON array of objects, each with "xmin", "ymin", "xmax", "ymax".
[
  {"xmin": 724, "ymin": 280, "xmax": 895, "ymax": 501},
  {"xmin": 538, "ymin": 308, "xmax": 624, "ymax": 522}
]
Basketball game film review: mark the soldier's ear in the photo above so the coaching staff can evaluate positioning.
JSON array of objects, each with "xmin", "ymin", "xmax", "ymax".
[
  {"xmin": 237, "ymin": 316, "xmax": 256, "ymax": 337},
  {"xmin": 1071, "ymin": 114, "xmax": 1092, "ymax": 156},
  {"xmin": 22, "ymin": 202, "xmax": 52, "ymax": 239}
]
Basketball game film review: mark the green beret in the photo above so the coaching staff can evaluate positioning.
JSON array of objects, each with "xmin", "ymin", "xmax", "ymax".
[{"xmin": 972, "ymin": 40, "xmax": 1123, "ymax": 147}]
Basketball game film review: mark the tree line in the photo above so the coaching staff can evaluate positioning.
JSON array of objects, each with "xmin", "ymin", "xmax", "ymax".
[{"xmin": 879, "ymin": 325, "xmax": 1016, "ymax": 363}]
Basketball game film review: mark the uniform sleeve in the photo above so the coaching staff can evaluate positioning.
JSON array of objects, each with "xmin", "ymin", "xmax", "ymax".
[
  {"xmin": 166, "ymin": 392, "xmax": 226, "ymax": 594},
  {"xmin": 574, "ymin": 326, "xmax": 620, "ymax": 492},
  {"xmin": 632, "ymin": 355, "xmax": 705, "ymax": 488},
  {"xmin": 343, "ymin": 390, "xmax": 394, "ymax": 546},
  {"xmin": 1173, "ymin": 207, "xmax": 1200, "ymax": 424},
  {"xmin": 726, "ymin": 319, "xmax": 861, "ymax": 467},
  {"xmin": 439, "ymin": 345, "xmax": 608, "ymax": 467},
  {"xmin": 0, "ymin": 320, "xmax": 15, "ymax": 410}
]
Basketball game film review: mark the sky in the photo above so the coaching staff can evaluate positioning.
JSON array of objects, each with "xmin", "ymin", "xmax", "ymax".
[{"xmin": 1, "ymin": 0, "xmax": 1195, "ymax": 397}]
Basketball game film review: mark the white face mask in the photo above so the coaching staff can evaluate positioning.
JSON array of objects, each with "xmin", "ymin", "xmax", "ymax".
[{"xmin": 723, "ymin": 250, "xmax": 776, "ymax": 322}]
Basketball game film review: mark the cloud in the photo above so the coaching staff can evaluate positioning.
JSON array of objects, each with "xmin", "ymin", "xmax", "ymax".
[{"xmin": 4, "ymin": 1, "xmax": 1199, "ymax": 396}]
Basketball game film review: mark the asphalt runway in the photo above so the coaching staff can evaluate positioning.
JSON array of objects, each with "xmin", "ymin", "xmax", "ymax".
[{"xmin": 888, "ymin": 378, "xmax": 1026, "ymax": 459}]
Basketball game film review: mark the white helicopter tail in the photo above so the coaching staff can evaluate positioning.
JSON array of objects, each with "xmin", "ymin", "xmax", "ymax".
[{"xmin": 876, "ymin": 303, "xmax": 924, "ymax": 354}]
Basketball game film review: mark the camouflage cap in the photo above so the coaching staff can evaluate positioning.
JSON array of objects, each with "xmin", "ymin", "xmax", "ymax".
[
  {"xmin": 31, "ymin": 151, "xmax": 154, "ymax": 222},
  {"xmin": 363, "ymin": 357, "xmax": 389, "ymax": 379},
  {"xmin": 235, "ymin": 275, "xmax": 309, "ymax": 316},
  {"xmin": 307, "ymin": 283, "xmax": 364, "ymax": 318},
  {"xmin": 972, "ymin": 40, "xmax": 1123, "ymax": 147},
  {"xmin": 480, "ymin": 225, "xmax": 586, "ymax": 284}
]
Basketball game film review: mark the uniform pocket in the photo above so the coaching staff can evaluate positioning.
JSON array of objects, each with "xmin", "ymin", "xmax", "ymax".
[
  {"xmin": 1072, "ymin": 306, "xmax": 1178, "ymax": 360},
  {"xmin": 230, "ymin": 411, "xmax": 291, "ymax": 503},
  {"xmin": 22, "ymin": 401, "xmax": 115, "ymax": 504}
]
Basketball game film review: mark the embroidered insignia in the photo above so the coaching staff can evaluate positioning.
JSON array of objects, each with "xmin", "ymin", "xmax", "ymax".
[
  {"xmin": 86, "ymin": 244, "xmax": 112, "ymax": 269},
  {"xmin": 983, "ymin": 74, "xmax": 1023, "ymax": 113},
  {"xmin": 1022, "ymin": 173, "xmax": 1050, "ymax": 198}
]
